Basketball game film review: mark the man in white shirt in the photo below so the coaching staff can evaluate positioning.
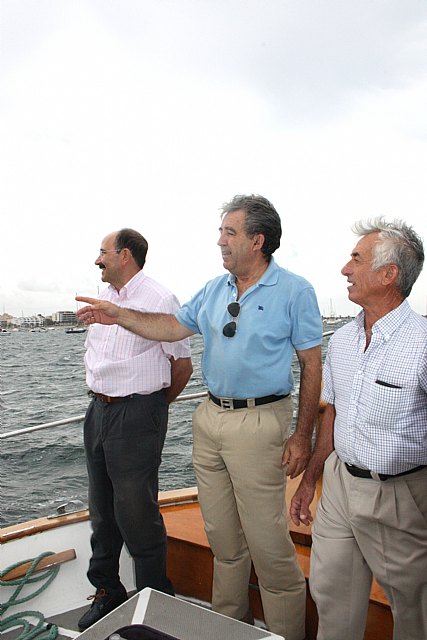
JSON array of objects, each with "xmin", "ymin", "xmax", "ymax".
[
  {"xmin": 78, "ymin": 228, "xmax": 192, "ymax": 631},
  {"xmin": 290, "ymin": 217, "xmax": 427, "ymax": 640}
]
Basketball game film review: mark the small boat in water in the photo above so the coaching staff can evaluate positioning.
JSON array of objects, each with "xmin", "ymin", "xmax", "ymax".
[
  {"xmin": 0, "ymin": 393, "xmax": 393, "ymax": 640},
  {"xmin": 0, "ymin": 328, "xmax": 11, "ymax": 335},
  {"xmin": 65, "ymin": 327, "xmax": 87, "ymax": 334}
]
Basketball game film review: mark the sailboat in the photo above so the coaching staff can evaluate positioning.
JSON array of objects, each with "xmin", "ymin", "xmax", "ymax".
[{"xmin": 324, "ymin": 299, "xmax": 342, "ymax": 325}]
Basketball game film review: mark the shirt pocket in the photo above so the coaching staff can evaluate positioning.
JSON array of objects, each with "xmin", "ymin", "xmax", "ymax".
[{"xmin": 366, "ymin": 381, "xmax": 409, "ymax": 428}]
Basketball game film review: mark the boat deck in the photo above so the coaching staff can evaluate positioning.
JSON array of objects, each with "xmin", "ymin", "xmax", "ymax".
[
  {"xmin": 161, "ymin": 478, "xmax": 393, "ymax": 640},
  {"xmin": 1, "ymin": 479, "xmax": 393, "ymax": 640}
]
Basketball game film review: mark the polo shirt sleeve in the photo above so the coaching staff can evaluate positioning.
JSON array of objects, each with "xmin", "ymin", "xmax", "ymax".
[
  {"xmin": 175, "ymin": 286, "xmax": 204, "ymax": 335},
  {"xmin": 154, "ymin": 293, "xmax": 191, "ymax": 359},
  {"xmin": 290, "ymin": 286, "xmax": 323, "ymax": 351}
]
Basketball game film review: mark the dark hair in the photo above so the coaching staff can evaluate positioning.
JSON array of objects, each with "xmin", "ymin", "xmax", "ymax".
[
  {"xmin": 353, "ymin": 217, "xmax": 424, "ymax": 298},
  {"xmin": 220, "ymin": 194, "xmax": 282, "ymax": 258},
  {"xmin": 115, "ymin": 228, "xmax": 148, "ymax": 269}
]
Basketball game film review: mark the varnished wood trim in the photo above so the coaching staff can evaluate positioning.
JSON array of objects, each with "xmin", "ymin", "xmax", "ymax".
[
  {"xmin": 1, "ymin": 548, "xmax": 76, "ymax": 581},
  {"xmin": 0, "ymin": 510, "xmax": 90, "ymax": 543},
  {"xmin": 0, "ymin": 487, "xmax": 199, "ymax": 543},
  {"xmin": 159, "ymin": 486, "xmax": 198, "ymax": 505}
]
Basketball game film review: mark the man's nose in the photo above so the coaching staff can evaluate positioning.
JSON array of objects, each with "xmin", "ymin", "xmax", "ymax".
[{"xmin": 341, "ymin": 262, "xmax": 351, "ymax": 276}]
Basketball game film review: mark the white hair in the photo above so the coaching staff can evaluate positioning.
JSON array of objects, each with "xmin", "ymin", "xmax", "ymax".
[{"xmin": 352, "ymin": 216, "xmax": 424, "ymax": 298}]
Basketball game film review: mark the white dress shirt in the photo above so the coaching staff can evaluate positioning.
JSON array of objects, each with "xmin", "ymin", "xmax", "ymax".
[{"xmin": 84, "ymin": 270, "xmax": 191, "ymax": 396}]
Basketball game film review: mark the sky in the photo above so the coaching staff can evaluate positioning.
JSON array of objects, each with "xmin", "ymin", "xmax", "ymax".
[{"xmin": 1, "ymin": 0, "xmax": 427, "ymax": 319}]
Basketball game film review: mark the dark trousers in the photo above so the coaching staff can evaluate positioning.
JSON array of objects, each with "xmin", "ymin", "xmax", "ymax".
[{"xmin": 83, "ymin": 391, "xmax": 174, "ymax": 595}]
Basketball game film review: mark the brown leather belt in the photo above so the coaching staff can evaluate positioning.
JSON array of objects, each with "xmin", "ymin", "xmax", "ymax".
[
  {"xmin": 90, "ymin": 391, "xmax": 135, "ymax": 404},
  {"xmin": 345, "ymin": 463, "xmax": 426, "ymax": 481},
  {"xmin": 208, "ymin": 392, "xmax": 288, "ymax": 410}
]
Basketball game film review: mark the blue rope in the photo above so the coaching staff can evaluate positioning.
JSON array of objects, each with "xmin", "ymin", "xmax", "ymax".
[{"xmin": 0, "ymin": 552, "xmax": 60, "ymax": 640}]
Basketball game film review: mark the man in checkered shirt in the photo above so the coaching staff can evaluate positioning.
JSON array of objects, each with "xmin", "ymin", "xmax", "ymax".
[{"xmin": 290, "ymin": 217, "xmax": 427, "ymax": 640}]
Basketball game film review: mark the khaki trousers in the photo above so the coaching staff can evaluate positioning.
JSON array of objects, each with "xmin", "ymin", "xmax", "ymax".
[
  {"xmin": 310, "ymin": 451, "xmax": 427, "ymax": 640},
  {"xmin": 192, "ymin": 397, "xmax": 306, "ymax": 640}
]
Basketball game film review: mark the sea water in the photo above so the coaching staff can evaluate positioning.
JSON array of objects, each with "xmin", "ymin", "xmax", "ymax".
[
  {"xmin": 0, "ymin": 330, "xmax": 204, "ymax": 527},
  {"xmin": 0, "ymin": 328, "xmax": 335, "ymax": 527}
]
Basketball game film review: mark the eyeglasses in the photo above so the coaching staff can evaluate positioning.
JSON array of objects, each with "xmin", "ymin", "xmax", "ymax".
[
  {"xmin": 98, "ymin": 249, "xmax": 121, "ymax": 256},
  {"xmin": 223, "ymin": 302, "xmax": 240, "ymax": 337}
]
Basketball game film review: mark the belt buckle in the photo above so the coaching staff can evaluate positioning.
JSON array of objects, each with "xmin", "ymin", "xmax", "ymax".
[{"xmin": 219, "ymin": 397, "xmax": 234, "ymax": 409}]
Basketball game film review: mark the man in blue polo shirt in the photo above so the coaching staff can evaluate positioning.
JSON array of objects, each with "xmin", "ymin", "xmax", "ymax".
[{"xmin": 76, "ymin": 194, "xmax": 323, "ymax": 640}]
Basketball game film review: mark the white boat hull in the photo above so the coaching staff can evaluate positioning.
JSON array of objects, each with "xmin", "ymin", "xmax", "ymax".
[{"xmin": 1, "ymin": 516, "xmax": 135, "ymax": 620}]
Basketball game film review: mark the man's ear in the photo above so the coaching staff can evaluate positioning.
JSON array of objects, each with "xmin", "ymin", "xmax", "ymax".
[
  {"xmin": 382, "ymin": 263, "xmax": 399, "ymax": 285},
  {"xmin": 121, "ymin": 247, "xmax": 132, "ymax": 263},
  {"xmin": 253, "ymin": 234, "xmax": 265, "ymax": 249}
]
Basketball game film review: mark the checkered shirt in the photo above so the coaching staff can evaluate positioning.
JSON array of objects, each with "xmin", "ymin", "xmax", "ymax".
[{"xmin": 322, "ymin": 299, "xmax": 427, "ymax": 474}]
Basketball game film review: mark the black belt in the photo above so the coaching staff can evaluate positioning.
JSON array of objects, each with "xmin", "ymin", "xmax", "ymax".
[
  {"xmin": 208, "ymin": 392, "xmax": 288, "ymax": 410},
  {"xmin": 89, "ymin": 391, "xmax": 135, "ymax": 404},
  {"xmin": 345, "ymin": 463, "xmax": 426, "ymax": 481}
]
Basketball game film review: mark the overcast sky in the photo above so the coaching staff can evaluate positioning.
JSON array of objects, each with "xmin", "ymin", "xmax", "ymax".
[{"xmin": 1, "ymin": 0, "xmax": 427, "ymax": 319}]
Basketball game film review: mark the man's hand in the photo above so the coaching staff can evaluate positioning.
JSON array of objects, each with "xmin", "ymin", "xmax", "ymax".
[
  {"xmin": 289, "ymin": 403, "xmax": 335, "ymax": 527},
  {"xmin": 282, "ymin": 431, "xmax": 311, "ymax": 478},
  {"xmin": 289, "ymin": 477, "xmax": 316, "ymax": 527},
  {"xmin": 76, "ymin": 296, "xmax": 120, "ymax": 325}
]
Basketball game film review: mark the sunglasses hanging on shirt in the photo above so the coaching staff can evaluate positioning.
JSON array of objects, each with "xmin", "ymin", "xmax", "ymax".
[{"xmin": 222, "ymin": 302, "xmax": 241, "ymax": 338}]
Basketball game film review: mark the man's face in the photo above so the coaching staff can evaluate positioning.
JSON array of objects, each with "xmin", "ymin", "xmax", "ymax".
[
  {"xmin": 341, "ymin": 232, "xmax": 385, "ymax": 307},
  {"xmin": 95, "ymin": 232, "xmax": 122, "ymax": 285},
  {"xmin": 217, "ymin": 209, "xmax": 260, "ymax": 276}
]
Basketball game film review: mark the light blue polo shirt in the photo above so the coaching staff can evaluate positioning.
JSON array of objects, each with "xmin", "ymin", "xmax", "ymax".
[{"xmin": 176, "ymin": 258, "xmax": 322, "ymax": 398}]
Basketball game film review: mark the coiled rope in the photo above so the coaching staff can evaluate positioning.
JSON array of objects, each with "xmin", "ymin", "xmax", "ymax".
[{"xmin": 0, "ymin": 552, "xmax": 59, "ymax": 640}]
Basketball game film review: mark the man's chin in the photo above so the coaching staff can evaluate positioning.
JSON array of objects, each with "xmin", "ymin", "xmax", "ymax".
[{"xmin": 347, "ymin": 291, "xmax": 359, "ymax": 305}]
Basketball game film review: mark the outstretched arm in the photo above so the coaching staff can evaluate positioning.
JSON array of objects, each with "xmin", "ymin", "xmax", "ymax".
[
  {"xmin": 282, "ymin": 345, "xmax": 322, "ymax": 478},
  {"xmin": 289, "ymin": 402, "xmax": 335, "ymax": 526},
  {"xmin": 76, "ymin": 296, "xmax": 195, "ymax": 342}
]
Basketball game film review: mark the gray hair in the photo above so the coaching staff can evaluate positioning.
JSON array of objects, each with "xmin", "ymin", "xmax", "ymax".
[
  {"xmin": 353, "ymin": 217, "xmax": 424, "ymax": 298},
  {"xmin": 220, "ymin": 194, "xmax": 282, "ymax": 258}
]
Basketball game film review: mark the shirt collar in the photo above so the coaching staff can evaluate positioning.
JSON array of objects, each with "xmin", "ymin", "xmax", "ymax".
[
  {"xmin": 355, "ymin": 299, "xmax": 412, "ymax": 341},
  {"xmin": 226, "ymin": 256, "xmax": 279, "ymax": 288},
  {"xmin": 108, "ymin": 269, "xmax": 145, "ymax": 300}
]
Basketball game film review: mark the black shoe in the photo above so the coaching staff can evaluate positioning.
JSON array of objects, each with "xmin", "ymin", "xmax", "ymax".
[{"xmin": 78, "ymin": 585, "xmax": 128, "ymax": 631}]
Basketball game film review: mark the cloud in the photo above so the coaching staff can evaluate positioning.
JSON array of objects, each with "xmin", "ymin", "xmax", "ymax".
[
  {"xmin": 84, "ymin": 0, "xmax": 427, "ymax": 121},
  {"xmin": 17, "ymin": 280, "xmax": 62, "ymax": 293},
  {"xmin": 1, "ymin": 1, "xmax": 427, "ymax": 318}
]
